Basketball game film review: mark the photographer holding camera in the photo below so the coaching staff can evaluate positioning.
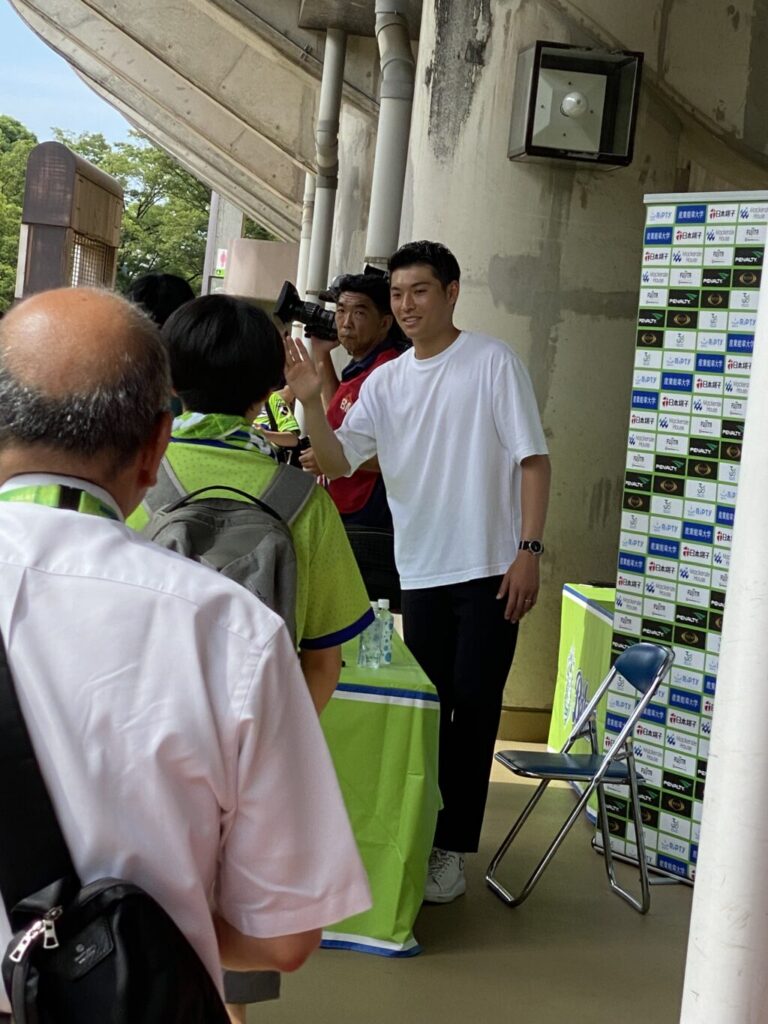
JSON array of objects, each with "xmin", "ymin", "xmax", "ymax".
[{"xmin": 299, "ymin": 273, "xmax": 407, "ymax": 529}]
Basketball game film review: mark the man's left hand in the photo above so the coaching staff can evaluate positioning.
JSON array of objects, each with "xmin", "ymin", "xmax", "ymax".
[{"xmin": 497, "ymin": 554, "xmax": 540, "ymax": 623}]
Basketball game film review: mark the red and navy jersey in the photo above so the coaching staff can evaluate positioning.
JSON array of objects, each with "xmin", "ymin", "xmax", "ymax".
[{"xmin": 327, "ymin": 341, "xmax": 403, "ymax": 517}]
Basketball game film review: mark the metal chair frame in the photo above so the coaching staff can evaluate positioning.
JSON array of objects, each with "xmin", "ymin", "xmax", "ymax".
[{"xmin": 486, "ymin": 642, "xmax": 674, "ymax": 914}]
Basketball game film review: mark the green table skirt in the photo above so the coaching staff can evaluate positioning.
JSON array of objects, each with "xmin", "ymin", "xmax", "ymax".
[{"xmin": 320, "ymin": 632, "xmax": 441, "ymax": 956}]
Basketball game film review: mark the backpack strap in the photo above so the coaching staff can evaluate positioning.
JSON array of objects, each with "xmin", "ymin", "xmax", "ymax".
[
  {"xmin": 144, "ymin": 457, "xmax": 315, "ymax": 525},
  {"xmin": 0, "ymin": 628, "xmax": 79, "ymax": 923},
  {"xmin": 258, "ymin": 464, "xmax": 316, "ymax": 525},
  {"xmin": 143, "ymin": 457, "xmax": 186, "ymax": 516}
]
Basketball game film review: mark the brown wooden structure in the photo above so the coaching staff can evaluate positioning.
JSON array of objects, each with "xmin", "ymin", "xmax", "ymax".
[{"xmin": 16, "ymin": 141, "xmax": 123, "ymax": 297}]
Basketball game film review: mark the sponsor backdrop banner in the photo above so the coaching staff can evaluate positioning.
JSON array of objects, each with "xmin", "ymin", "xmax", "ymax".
[{"xmin": 607, "ymin": 191, "xmax": 768, "ymax": 880}]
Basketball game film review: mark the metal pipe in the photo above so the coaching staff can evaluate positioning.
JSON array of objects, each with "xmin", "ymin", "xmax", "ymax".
[
  {"xmin": 678, "ymin": 283, "xmax": 768, "ymax": 1022},
  {"xmin": 305, "ymin": 28, "xmax": 347, "ymax": 298},
  {"xmin": 364, "ymin": 0, "xmax": 415, "ymax": 270},
  {"xmin": 295, "ymin": 172, "xmax": 315, "ymax": 301}
]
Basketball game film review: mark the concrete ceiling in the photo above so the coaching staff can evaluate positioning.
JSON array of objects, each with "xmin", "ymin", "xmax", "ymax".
[{"xmin": 9, "ymin": 0, "xmax": 389, "ymax": 238}]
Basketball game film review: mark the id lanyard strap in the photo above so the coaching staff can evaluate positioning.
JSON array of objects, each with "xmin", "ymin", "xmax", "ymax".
[{"xmin": 0, "ymin": 485, "xmax": 120, "ymax": 521}]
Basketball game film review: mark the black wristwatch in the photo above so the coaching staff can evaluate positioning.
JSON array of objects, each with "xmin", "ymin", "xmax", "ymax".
[{"xmin": 519, "ymin": 539, "xmax": 544, "ymax": 556}]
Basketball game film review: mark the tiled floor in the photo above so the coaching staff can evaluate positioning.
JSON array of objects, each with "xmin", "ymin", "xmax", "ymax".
[{"xmin": 258, "ymin": 769, "xmax": 693, "ymax": 1024}]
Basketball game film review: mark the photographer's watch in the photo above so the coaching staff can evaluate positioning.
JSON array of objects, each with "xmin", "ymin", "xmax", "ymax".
[{"xmin": 518, "ymin": 539, "xmax": 544, "ymax": 556}]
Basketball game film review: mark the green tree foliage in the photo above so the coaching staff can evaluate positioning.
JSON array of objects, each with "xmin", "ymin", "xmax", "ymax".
[
  {"xmin": 243, "ymin": 216, "xmax": 275, "ymax": 241},
  {"xmin": 54, "ymin": 129, "xmax": 212, "ymax": 293},
  {"xmin": 0, "ymin": 118, "xmax": 275, "ymax": 311},
  {"xmin": 0, "ymin": 115, "xmax": 38, "ymax": 312}
]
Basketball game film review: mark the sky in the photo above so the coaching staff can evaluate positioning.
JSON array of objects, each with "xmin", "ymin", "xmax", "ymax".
[{"xmin": 0, "ymin": 2, "xmax": 131, "ymax": 142}]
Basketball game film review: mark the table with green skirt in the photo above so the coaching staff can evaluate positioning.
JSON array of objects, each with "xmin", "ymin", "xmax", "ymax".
[
  {"xmin": 547, "ymin": 583, "xmax": 615, "ymax": 820},
  {"xmin": 319, "ymin": 631, "xmax": 441, "ymax": 957}
]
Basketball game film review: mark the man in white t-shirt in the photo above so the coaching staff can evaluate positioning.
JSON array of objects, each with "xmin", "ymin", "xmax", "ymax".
[
  {"xmin": 0, "ymin": 287, "xmax": 371, "ymax": 1020},
  {"xmin": 285, "ymin": 240, "xmax": 551, "ymax": 904}
]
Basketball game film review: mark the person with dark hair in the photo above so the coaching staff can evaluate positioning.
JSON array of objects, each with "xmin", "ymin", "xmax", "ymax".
[
  {"xmin": 125, "ymin": 272, "xmax": 195, "ymax": 327},
  {"xmin": 126, "ymin": 273, "xmax": 196, "ymax": 418},
  {"xmin": 388, "ymin": 240, "xmax": 461, "ymax": 289},
  {"xmin": 131, "ymin": 294, "xmax": 373, "ymax": 715},
  {"xmin": 299, "ymin": 272, "xmax": 407, "ymax": 528},
  {"xmin": 131, "ymin": 296, "xmax": 374, "ymax": 1020},
  {"xmin": 285, "ymin": 240, "xmax": 551, "ymax": 906},
  {"xmin": 0, "ymin": 287, "xmax": 371, "ymax": 1023}
]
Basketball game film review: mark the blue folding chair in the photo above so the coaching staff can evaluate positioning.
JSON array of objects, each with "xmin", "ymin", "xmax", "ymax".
[{"xmin": 486, "ymin": 642, "xmax": 674, "ymax": 914}]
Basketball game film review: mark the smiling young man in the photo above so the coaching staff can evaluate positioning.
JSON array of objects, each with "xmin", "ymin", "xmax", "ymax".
[
  {"xmin": 299, "ymin": 273, "xmax": 406, "ymax": 528},
  {"xmin": 285, "ymin": 240, "xmax": 551, "ymax": 904}
]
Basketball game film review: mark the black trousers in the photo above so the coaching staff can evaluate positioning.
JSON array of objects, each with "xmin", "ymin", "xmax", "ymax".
[{"xmin": 402, "ymin": 576, "xmax": 519, "ymax": 853}]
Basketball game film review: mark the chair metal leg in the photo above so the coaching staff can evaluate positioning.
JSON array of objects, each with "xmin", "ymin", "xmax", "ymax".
[
  {"xmin": 595, "ymin": 751, "xmax": 651, "ymax": 914},
  {"xmin": 486, "ymin": 776, "xmax": 604, "ymax": 908},
  {"xmin": 486, "ymin": 779, "xmax": 551, "ymax": 904}
]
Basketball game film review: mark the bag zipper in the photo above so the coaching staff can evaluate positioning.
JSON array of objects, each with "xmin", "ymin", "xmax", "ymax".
[{"xmin": 9, "ymin": 906, "xmax": 62, "ymax": 962}]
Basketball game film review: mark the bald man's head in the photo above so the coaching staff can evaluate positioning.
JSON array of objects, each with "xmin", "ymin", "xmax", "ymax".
[{"xmin": 0, "ymin": 288, "xmax": 171, "ymax": 475}]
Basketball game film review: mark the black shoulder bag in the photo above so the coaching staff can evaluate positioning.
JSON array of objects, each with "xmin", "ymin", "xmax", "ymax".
[{"xmin": 0, "ymin": 628, "xmax": 229, "ymax": 1023}]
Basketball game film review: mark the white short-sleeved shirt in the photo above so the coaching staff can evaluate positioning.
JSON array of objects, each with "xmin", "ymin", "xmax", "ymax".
[
  {"xmin": 335, "ymin": 331, "xmax": 548, "ymax": 589},
  {"xmin": 0, "ymin": 476, "xmax": 371, "ymax": 1012}
]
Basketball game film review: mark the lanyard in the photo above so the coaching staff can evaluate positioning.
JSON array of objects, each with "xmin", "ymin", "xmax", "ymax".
[{"xmin": 0, "ymin": 485, "xmax": 120, "ymax": 522}]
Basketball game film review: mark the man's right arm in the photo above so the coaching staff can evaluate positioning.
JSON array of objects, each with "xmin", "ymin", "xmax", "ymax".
[
  {"xmin": 214, "ymin": 916, "xmax": 321, "ymax": 973},
  {"xmin": 284, "ymin": 335, "xmax": 351, "ymax": 480}
]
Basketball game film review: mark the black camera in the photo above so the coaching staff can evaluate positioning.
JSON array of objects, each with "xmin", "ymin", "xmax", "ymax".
[{"xmin": 273, "ymin": 281, "xmax": 337, "ymax": 341}]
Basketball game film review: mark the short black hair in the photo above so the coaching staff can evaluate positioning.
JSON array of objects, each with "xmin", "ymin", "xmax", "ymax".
[
  {"xmin": 162, "ymin": 295, "xmax": 284, "ymax": 416},
  {"xmin": 388, "ymin": 241, "xmax": 461, "ymax": 289},
  {"xmin": 126, "ymin": 273, "xmax": 195, "ymax": 327},
  {"xmin": 332, "ymin": 274, "xmax": 393, "ymax": 315}
]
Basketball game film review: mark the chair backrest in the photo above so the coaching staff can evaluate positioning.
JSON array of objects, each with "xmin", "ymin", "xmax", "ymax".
[
  {"xmin": 564, "ymin": 642, "xmax": 673, "ymax": 753},
  {"xmin": 613, "ymin": 642, "xmax": 673, "ymax": 694}
]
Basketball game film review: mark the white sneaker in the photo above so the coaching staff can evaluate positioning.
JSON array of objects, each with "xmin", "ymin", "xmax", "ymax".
[{"xmin": 424, "ymin": 847, "xmax": 466, "ymax": 904}]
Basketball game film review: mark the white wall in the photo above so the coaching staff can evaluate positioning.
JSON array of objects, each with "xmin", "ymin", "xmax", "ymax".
[{"xmin": 399, "ymin": 0, "xmax": 768, "ymax": 729}]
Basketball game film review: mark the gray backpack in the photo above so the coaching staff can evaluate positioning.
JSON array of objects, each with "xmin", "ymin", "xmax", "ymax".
[{"xmin": 143, "ymin": 458, "xmax": 316, "ymax": 642}]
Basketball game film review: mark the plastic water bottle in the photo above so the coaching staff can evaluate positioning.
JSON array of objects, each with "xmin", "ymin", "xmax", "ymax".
[
  {"xmin": 376, "ymin": 598, "xmax": 394, "ymax": 666},
  {"xmin": 357, "ymin": 612, "xmax": 382, "ymax": 669}
]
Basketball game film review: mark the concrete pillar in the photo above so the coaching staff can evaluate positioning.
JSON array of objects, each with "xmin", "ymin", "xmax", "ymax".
[
  {"xmin": 401, "ymin": 0, "xmax": 768, "ymax": 737},
  {"xmin": 201, "ymin": 192, "xmax": 244, "ymax": 295},
  {"xmin": 679, "ymin": 266, "xmax": 768, "ymax": 1021},
  {"xmin": 329, "ymin": 103, "xmax": 378, "ymax": 278}
]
